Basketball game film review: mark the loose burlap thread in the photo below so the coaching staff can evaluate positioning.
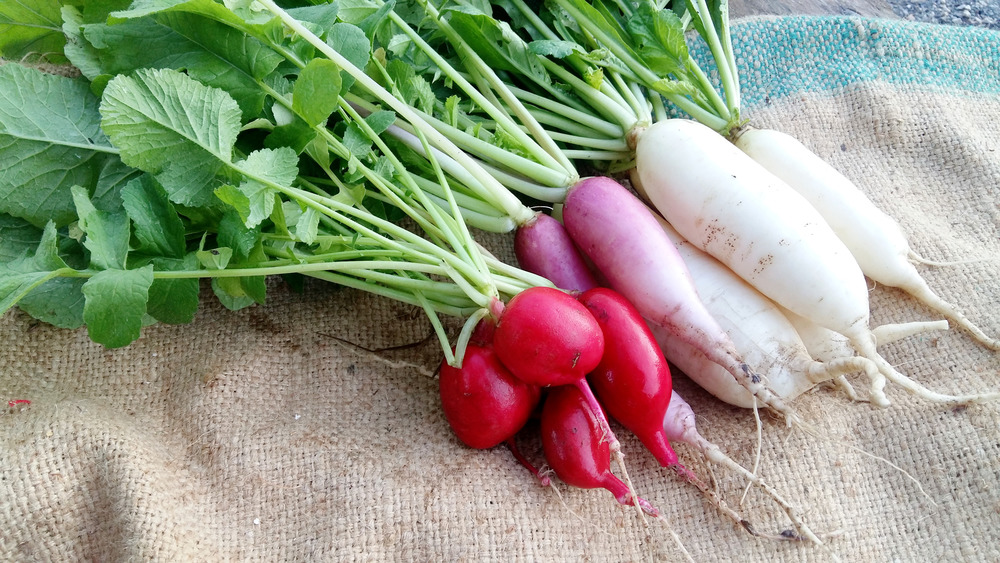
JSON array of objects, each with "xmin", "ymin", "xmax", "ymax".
[{"xmin": 2, "ymin": 16, "xmax": 999, "ymax": 562}]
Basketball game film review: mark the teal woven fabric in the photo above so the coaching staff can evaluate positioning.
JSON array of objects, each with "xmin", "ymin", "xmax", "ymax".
[{"xmin": 705, "ymin": 17, "xmax": 1000, "ymax": 105}]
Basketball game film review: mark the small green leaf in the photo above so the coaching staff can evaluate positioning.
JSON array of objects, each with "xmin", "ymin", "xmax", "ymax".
[
  {"xmin": 293, "ymin": 206, "xmax": 320, "ymax": 245},
  {"xmin": 72, "ymin": 186, "xmax": 131, "ymax": 271},
  {"xmin": 365, "ymin": 110, "xmax": 397, "ymax": 136},
  {"xmin": 217, "ymin": 210, "xmax": 259, "ymax": 260},
  {"xmin": 82, "ymin": 265, "xmax": 154, "ymax": 348},
  {"xmin": 197, "ymin": 247, "xmax": 233, "ymax": 270},
  {"xmin": 121, "ymin": 175, "xmax": 187, "ymax": 258},
  {"xmin": 294, "ymin": 59, "xmax": 343, "ymax": 127},
  {"xmin": 145, "ymin": 255, "xmax": 199, "ymax": 324}
]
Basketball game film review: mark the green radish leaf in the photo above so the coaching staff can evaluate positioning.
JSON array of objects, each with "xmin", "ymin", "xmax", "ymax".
[
  {"xmin": 365, "ymin": 110, "xmax": 397, "ymax": 136},
  {"xmin": 0, "ymin": 0, "xmax": 66, "ymax": 62},
  {"xmin": 0, "ymin": 64, "xmax": 120, "ymax": 227},
  {"xmin": 145, "ymin": 255, "xmax": 200, "ymax": 324},
  {"xmin": 212, "ymin": 276, "xmax": 257, "ymax": 310},
  {"xmin": 327, "ymin": 22, "xmax": 370, "ymax": 90},
  {"xmin": 0, "ymin": 215, "xmax": 44, "ymax": 262},
  {"xmin": 72, "ymin": 186, "xmax": 131, "ymax": 271},
  {"xmin": 121, "ymin": 175, "xmax": 187, "ymax": 259},
  {"xmin": 214, "ymin": 185, "xmax": 251, "ymax": 225},
  {"xmin": 217, "ymin": 210, "xmax": 260, "ymax": 260},
  {"xmin": 528, "ymin": 39, "xmax": 584, "ymax": 59},
  {"xmin": 385, "ymin": 60, "xmax": 436, "ymax": 114},
  {"xmin": 293, "ymin": 58, "xmax": 343, "ymax": 127},
  {"xmin": 288, "ymin": 4, "xmax": 340, "ymax": 29},
  {"xmin": 293, "ymin": 206, "xmax": 320, "ymax": 245},
  {"xmin": 0, "ymin": 222, "xmax": 72, "ymax": 316},
  {"xmin": 17, "ymin": 277, "xmax": 87, "ymax": 329},
  {"xmin": 100, "ymin": 68, "xmax": 242, "ymax": 207},
  {"xmin": 627, "ymin": 3, "xmax": 689, "ymax": 77},
  {"xmin": 82, "ymin": 265, "xmax": 154, "ymax": 348},
  {"xmin": 337, "ymin": 0, "xmax": 381, "ymax": 25},
  {"xmin": 232, "ymin": 147, "xmax": 299, "ymax": 228},
  {"xmin": 197, "ymin": 247, "xmax": 233, "ymax": 270}
]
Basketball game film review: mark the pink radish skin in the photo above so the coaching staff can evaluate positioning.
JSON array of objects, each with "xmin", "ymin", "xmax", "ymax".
[
  {"xmin": 561, "ymin": 176, "xmax": 795, "ymax": 421},
  {"xmin": 439, "ymin": 343, "xmax": 542, "ymax": 449},
  {"xmin": 577, "ymin": 288, "xmax": 681, "ymax": 469},
  {"xmin": 514, "ymin": 212, "xmax": 600, "ymax": 293},
  {"xmin": 541, "ymin": 385, "xmax": 659, "ymax": 516}
]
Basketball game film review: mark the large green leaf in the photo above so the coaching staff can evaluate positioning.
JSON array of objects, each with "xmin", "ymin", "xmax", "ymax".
[
  {"xmin": 0, "ymin": 64, "xmax": 121, "ymax": 227},
  {"xmin": 100, "ymin": 68, "xmax": 242, "ymax": 207},
  {"xmin": 0, "ymin": 0, "xmax": 65, "ymax": 62}
]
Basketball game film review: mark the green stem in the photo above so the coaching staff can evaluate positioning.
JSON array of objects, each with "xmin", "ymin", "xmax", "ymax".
[{"xmin": 257, "ymin": 0, "xmax": 534, "ymax": 226}]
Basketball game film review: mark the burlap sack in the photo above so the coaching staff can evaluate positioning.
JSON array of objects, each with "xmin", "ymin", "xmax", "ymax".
[{"xmin": 2, "ymin": 16, "xmax": 999, "ymax": 562}]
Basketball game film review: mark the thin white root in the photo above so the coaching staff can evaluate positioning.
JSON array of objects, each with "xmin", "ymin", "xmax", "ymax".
[
  {"xmin": 612, "ymin": 447, "xmax": 651, "ymax": 526},
  {"xmin": 851, "ymin": 333, "xmax": 1000, "ymax": 405},
  {"xmin": 831, "ymin": 375, "xmax": 864, "ymax": 402},
  {"xmin": 683, "ymin": 434, "xmax": 825, "ymax": 544},
  {"xmin": 740, "ymin": 399, "xmax": 764, "ymax": 506},
  {"xmin": 909, "ymin": 250, "xmax": 998, "ymax": 267},
  {"xmin": 899, "ymin": 269, "xmax": 1000, "ymax": 351},
  {"xmin": 872, "ymin": 320, "xmax": 950, "ymax": 346},
  {"xmin": 651, "ymin": 514, "xmax": 695, "ymax": 563}
]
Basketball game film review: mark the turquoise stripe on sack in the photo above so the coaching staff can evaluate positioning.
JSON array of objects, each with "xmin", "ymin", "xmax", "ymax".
[{"xmin": 689, "ymin": 16, "xmax": 1000, "ymax": 111}]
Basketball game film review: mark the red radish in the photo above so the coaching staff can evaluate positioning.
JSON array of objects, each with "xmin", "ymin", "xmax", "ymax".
[
  {"xmin": 438, "ymin": 342, "xmax": 541, "ymax": 449},
  {"xmin": 492, "ymin": 286, "xmax": 604, "ymax": 389},
  {"xmin": 514, "ymin": 212, "xmax": 600, "ymax": 293},
  {"xmin": 560, "ymin": 176, "xmax": 797, "ymax": 423},
  {"xmin": 541, "ymin": 385, "xmax": 659, "ymax": 516},
  {"xmin": 577, "ymin": 288, "xmax": 683, "ymax": 470},
  {"xmin": 491, "ymin": 287, "xmax": 625, "ymax": 466}
]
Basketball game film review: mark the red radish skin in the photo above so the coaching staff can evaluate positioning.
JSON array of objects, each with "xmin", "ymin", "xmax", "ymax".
[
  {"xmin": 492, "ymin": 287, "xmax": 604, "ymax": 389},
  {"xmin": 541, "ymin": 386, "xmax": 659, "ymax": 516},
  {"xmin": 577, "ymin": 288, "xmax": 683, "ymax": 470},
  {"xmin": 438, "ymin": 343, "xmax": 541, "ymax": 449},
  {"xmin": 561, "ymin": 176, "xmax": 796, "ymax": 422},
  {"xmin": 515, "ymin": 212, "xmax": 600, "ymax": 293}
]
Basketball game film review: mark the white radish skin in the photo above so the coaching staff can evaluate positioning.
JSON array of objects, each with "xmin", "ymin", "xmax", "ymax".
[
  {"xmin": 635, "ymin": 119, "xmax": 913, "ymax": 400},
  {"xmin": 652, "ymin": 217, "xmax": 874, "ymax": 407},
  {"xmin": 561, "ymin": 176, "xmax": 796, "ymax": 421},
  {"xmin": 734, "ymin": 127, "xmax": 1000, "ymax": 350},
  {"xmin": 637, "ymin": 119, "xmax": 871, "ymax": 340}
]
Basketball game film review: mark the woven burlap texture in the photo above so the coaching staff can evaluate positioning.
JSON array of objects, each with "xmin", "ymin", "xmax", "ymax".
[{"xmin": 2, "ymin": 16, "xmax": 999, "ymax": 562}]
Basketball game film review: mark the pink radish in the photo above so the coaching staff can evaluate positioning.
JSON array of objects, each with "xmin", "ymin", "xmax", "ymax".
[
  {"xmin": 540, "ymin": 385, "xmax": 659, "ymax": 516},
  {"xmin": 438, "ymin": 340, "xmax": 542, "ymax": 449},
  {"xmin": 560, "ymin": 175, "xmax": 797, "ymax": 422},
  {"xmin": 734, "ymin": 127, "xmax": 999, "ymax": 350},
  {"xmin": 514, "ymin": 212, "xmax": 600, "ymax": 293}
]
